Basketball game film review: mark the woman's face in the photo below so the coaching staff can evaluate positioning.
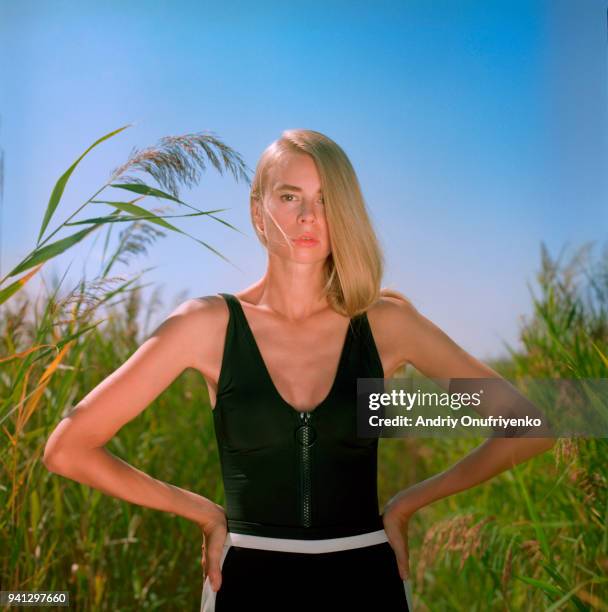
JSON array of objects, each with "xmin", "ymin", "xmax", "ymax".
[{"xmin": 255, "ymin": 152, "xmax": 331, "ymax": 263}]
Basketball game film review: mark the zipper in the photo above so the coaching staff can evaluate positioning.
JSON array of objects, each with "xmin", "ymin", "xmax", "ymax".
[{"xmin": 296, "ymin": 411, "xmax": 316, "ymax": 527}]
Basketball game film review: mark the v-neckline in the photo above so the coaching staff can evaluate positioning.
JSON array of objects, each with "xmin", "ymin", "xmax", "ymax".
[{"xmin": 227, "ymin": 294, "xmax": 355, "ymax": 417}]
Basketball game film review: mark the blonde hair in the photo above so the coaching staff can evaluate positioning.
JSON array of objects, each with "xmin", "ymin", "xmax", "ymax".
[{"xmin": 250, "ymin": 128, "xmax": 411, "ymax": 317}]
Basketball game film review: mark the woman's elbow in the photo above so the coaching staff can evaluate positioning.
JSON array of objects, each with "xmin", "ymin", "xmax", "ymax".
[
  {"xmin": 43, "ymin": 440, "xmax": 69, "ymax": 474},
  {"xmin": 43, "ymin": 420, "xmax": 77, "ymax": 474},
  {"xmin": 42, "ymin": 450, "xmax": 68, "ymax": 474}
]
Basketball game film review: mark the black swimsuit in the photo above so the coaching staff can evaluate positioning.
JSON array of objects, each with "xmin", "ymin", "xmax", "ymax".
[{"xmin": 202, "ymin": 293, "xmax": 411, "ymax": 611}]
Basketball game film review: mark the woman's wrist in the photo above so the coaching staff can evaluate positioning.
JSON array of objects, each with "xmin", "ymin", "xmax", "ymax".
[
  {"xmin": 385, "ymin": 476, "xmax": 443, "ymax": 517},
  {"xmin": 166, "ymin": 484, "xmax": 223, "ymax": 526}
]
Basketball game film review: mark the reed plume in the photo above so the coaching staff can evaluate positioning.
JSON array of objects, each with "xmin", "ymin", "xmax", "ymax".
[{"xmin": 110, "ymin": 132, "xmax": 252, "ymax": 198}]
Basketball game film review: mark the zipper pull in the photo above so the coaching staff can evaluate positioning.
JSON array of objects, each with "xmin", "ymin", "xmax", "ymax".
[{"xmin": 295, "ymin": 411, "xmax": 316, "ymax": 445}]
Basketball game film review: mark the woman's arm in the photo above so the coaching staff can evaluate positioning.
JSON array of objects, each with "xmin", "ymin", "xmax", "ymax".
[
  {"xmin": 382, "ymin": 297, "xmax": 555, "ymax": 514},
  {"xmin": 43, "ymin": 296, "xmax": 224, "ymax": 526},
  {"xmin": 386, "ymin": 436, "xmax": 554, "ymax": 518},
  {"xmin": 379, "ymin": 298, "xmax": 556, "ymax": 579}
]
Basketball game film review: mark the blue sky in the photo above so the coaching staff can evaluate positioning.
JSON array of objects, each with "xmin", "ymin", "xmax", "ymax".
[{"xmin": 0, "ymin": 0, "xmax": 606, "ymax": 361}]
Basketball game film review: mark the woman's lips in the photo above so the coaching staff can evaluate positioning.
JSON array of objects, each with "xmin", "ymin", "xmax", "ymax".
[{"xmin": 292, "ymin": 237, "xmax": 319, "ymax": 247}]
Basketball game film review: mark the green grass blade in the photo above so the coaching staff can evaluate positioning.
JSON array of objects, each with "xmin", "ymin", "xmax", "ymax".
[
  {"xmin": 37, "ymin": 125, "xmax": 131, "ymax": 245},
  {"xmin": 541, "ymin": 563, "xmax": 589, "ymax": 611},
  {"xmin": 7, "ymin": 225, "xmax": 100, "ymax": 278},
  {"xmin": 110, "ymin": 182, "xmax": 184, "ymax": 204},
  {"xmin": 66, "ymin": 213, "xmax": 219, "ymax": 226},
  {"xmin": 591, "ymin": 340, "xmax": 608, "ymax": 369},
  {"xmin": 109, "ymin": 183, "xmax": 245, "ymax": 235},
  {"xmin": 513, "ymin": 464, "xmax": 552, "ymax": 561},
  {"xmin": 87, "ymin": 199, "xmax": 230, "ymax": 231},
  {"xmin": 0, "ymin": 265, "xmax": 43, "ymax": 305},
  {"xmin": 544, "ymin": 580, "xmax": 599, "ymax": 612},
  {"xmin": 515, "ymin": 574, "xmax": 563, "ymax": 597},
  {"xmin": 105, "ymin": 188, "xmax": 237, "ymax": 266}
]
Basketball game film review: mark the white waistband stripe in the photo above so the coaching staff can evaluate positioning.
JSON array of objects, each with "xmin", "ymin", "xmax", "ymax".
[{"xmin": 225, "ymin": 528, "xmax": 389, "ymax": 554}]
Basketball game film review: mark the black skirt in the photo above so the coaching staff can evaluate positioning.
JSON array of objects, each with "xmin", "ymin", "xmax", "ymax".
[{"xmin": 201, "ymin": 540, "xmax": 412, "ymax": 611}]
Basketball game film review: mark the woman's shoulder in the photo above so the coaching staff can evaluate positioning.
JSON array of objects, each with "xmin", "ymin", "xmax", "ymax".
[
  {"xmin": 186, "ymin": 294, "xmax": 236, "ymax": 328},
  {"xmin": 186, "ymin": 293, "xmax": 230, "ymax": 316},
  {"xmin": 170, "ymin": 295, "xmax": 231, "ymax": 372},
  {"xmin": 366, "ymin": 295, "xmax": 421, "ymax": 357},
  {"xmin": 367, "ymin": 293, "xmax": 419, "ymax": 323}
]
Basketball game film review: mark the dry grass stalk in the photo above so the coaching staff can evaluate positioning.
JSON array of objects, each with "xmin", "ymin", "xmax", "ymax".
[{"xmin": 416, "ymin": 513, "xmax": 495, "ymax": 587}]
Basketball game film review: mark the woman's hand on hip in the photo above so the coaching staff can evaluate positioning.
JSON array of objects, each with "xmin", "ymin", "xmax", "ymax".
[
  {"xmin": 382, "ymin": 490, "xmax": 418, "ymax": 581},
  {"xmin": 199, "ymin": 502, "xmax": 228, "ymax": 592}
]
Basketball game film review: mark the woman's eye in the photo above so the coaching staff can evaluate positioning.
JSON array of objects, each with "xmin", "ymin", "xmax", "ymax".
[{"xmin": 279, "ymin": 194, "xmax": 324, "ymax": 204}]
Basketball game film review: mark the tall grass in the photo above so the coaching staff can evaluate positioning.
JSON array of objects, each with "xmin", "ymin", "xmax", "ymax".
[
  {"xmin": 0, "ymin": 126, "xmax": 249, "ymax": 609},
  {"xmin": 1, "ymin": 128, "xmax": 606, "ymax": 609}
]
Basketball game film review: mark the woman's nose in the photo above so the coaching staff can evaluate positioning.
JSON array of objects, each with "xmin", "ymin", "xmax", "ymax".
[{"xmin": 298, "ymin": 200, "xmax": 317, "ymax": 222}]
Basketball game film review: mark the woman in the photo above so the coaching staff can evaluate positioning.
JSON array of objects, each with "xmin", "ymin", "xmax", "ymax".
[{"xmin": 44, "ymin": 129, "xmax": 555, "ymax": 611}]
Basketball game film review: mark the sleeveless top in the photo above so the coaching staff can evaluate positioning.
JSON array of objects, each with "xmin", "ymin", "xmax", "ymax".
[{"xmin": 211, "ymin": 293, "xmax": 385, "ymax": 540}]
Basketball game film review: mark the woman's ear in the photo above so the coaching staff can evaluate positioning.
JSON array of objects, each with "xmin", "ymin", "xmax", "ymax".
[{"xmin": 253, "ymin": 200, "xmax": 265, "ymax": 235}]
